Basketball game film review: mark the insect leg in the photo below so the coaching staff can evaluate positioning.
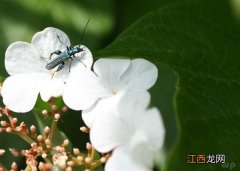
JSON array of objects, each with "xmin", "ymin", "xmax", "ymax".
[
  {"xmin": 57, "ymin": 35, "xmax": 68, "ymax": 48},
  {"xmin": 73, "ymin": 55, "xmax": 87, "ymax": 67},
  {"xmin": 50, "ymin": 50, "xmax": 62, "ymax": 59},
  {"xmin": 56, "ymin": 62, "xmax": 65, "ymax": 72},
  {"xmin": 51, "ymin": 71, "xmax": 56, "ymax": 79},
  {"xmin": 69, "ymin": 59, "xmax": 73, "ymax": 72}
]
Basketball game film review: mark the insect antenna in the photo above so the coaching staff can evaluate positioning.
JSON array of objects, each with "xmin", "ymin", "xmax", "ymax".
[
  {"xmin": 57, "ymin": 35, "xmax": 69, "ymax": 47},
  {"xmin": 80, "ymin": 18, "xmax": 91, "ymax": 45},
  {"xmin": 68, "ymin": 18, "xmax": 90, "ymax": 71}
]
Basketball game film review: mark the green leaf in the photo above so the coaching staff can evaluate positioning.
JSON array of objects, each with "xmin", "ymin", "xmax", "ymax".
[{"xmin": 96, "ymin": 0, "xmax": 240, "ymax": 170}]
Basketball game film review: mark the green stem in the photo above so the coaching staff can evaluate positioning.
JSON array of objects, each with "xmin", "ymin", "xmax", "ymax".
[
  {"xmin": 48, "ymin": 118, "xmax": 57, "ymax": 146},
  {"xmin": 88, "ymin": 160, "xmax": 102, "ymax": 170},
  {"xmin": 13, "ymin": 131, "xmax": 35, "ymax": 144}
]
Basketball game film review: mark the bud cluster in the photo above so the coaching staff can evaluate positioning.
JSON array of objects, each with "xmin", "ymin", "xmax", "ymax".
[{"xmin": 0, "ymin": 101, "xmax": 109, "ymax": 171}]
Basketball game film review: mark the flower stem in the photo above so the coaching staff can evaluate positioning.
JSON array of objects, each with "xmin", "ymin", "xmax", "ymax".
[
  {"xmin": 89, "ymin": 160, "xmax": 102, "ymax": 170},
  {"xmin": 48, "ymin": 118, "xmax": 57, "ymax": 147},
  {"xmin": 12, "ymin": 130, "xmax": 35, "ymax": 145}
]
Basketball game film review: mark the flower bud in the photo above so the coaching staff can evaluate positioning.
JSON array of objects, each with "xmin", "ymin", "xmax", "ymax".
[
  {"xmin": 6, "ymin": 127, "xmax": 12, "ymax": 133},
  {"xmin": 44, "ymin": 126, "xmax": 51, "ymax": 134},
  {"xmin": 42, "ymin": 109, "xmax": 48, "ymax": 116},
  {"xmin": 85, "ymin": 157, "xmax": 92, "ymax": 164},
  {"xmin": 0, "ymin": 149, "xmax": 5, "ymax": 155},
  {"xmin": 37, "ymin": 135, "xmax": 44, "ymax": 142},
  {"xmin": 51, "ymin": 105, "xmax": 58, "ymax": 112},
  {"xmin": 11, "ymin": 162, "xmax": 17, "ymax": 170},
  {"xmin": 45, "ymin": 139, "xmax": 50, "ymax": 145},
  {"xmin": 100, "ymin": 157, "xmax": 107, "ymax": 163},
  {"xmin": 73, "ymin": 148, "xmax": 80, "ymax": 155},
  {"xmin": 30, "ymin": 125, "xmax": 36, "ymax": 132},
  {"xmin": 42, "ymin": 153, "xmax": 47, "ymax": 158},
  {"xmin": 12, "ymin": 118, "xmax": 18, "ymax": 124},
  {"xmin": 63, "ymin": 139, "xmax": 69, "ymax": 146},
  {"xmin": 86, "ymin": 143, "xmax": 92, "ymax": 150},
  {"xmin": 0, "ymin": 121, "xmax": 7, "ymax": 127},
  {"xmin": 54, "ymin": 113, "xmax": 60, "ymax": 120},
  {"xmin": 61, "ymin": 106, "xmax": 68, "ymax": 113}
]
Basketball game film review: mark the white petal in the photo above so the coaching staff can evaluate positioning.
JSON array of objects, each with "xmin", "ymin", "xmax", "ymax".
[
  {"xmin": 89, "ymin": 95, "xmax": 129, "ymax": 152},
  {"xmin": 81, "ymin": 103, "xmax": 98, "ymax": 128},
  {"xmin": 82, "ymin": 93, "xmax": 123, "ymax": 128},
  {"xmin": 83, "ymin": 90, "xmax": 150, "ymax": 128},
  {"xmin": 105, "ymin": 147, "xmax": 151, "ymax": 171},
  {"xmin": 63, "ymin": 66, "xmax": 110, "ymax": 111},
  {"xmin": 1, "ymin": 74, "xmax": 46, "ymax": 113},
  {"xmin": 93, "ymin": 58, "xmax": 130, "ymax": 91},
  {"xmin": 120, "ymin": 58, "xmax": 158, "ymax": 90},
  {"xmin": 116, "ymin": 90, "xmax": 150, "ymax": 117},
  {"xmin": 88, "ymin": 91, "xmax": 150, "ymax": 152},
  {"xmin": 31, "ymin": 27, "xmax": 70, "ymax": 59},
  {"xmin": 40, "ymin": 77, "xmax": 65, "ymax": 102},
  {"xmin": 5, "ymin": 42, "xmax": 47, "ymax": 75},
  {"xmin": 136, "ymin": 108, "xmax": 165, "ymax": 150},
  {"xmin": 129, "ymin": 130, "xmax": 155, "ymax": 169},
  {"xmin": 117, "ymin": 91, "xmax": 165, "ymax": 149}
]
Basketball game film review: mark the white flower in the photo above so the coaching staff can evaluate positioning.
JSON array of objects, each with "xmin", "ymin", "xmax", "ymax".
[
  {"xmin": 1, "ymin": 27, "xmax": 93, "ymax": 113},
  {"xmin": 63, "ymin": 58, "xmax": 158, "ymax": 127},
  {"xmin": 90, "ymin": 91, "xmax": 165, "ymax": 171}
]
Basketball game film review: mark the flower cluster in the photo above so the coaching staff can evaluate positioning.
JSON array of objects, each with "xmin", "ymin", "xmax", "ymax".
[
  {"xmin": 0, "ymin": 105, "xmax": 108, "ymax": 171},
  {"xmin": 0, "ymin": 28, "xmax": 165, "ymax": 171}
]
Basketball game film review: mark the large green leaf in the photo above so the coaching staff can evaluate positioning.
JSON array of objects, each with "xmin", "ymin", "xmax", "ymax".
[{"xmin": 96, "ymin": 0, "xmax": 240, "ymax": 170}]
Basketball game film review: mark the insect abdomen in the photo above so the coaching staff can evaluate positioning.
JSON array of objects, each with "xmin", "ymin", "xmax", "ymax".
[{"xmin": 46, "ymin": 56, "xmax": 64, "ymax": 70}]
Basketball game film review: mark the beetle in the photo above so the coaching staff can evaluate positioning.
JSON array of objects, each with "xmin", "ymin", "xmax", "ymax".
[
  {"xmin": 46, "ymin": 43, "xmax": 85, "ymax": 72},
  {"xmin": 46, "ymin": 19, "xmax": 90, "ymax": 72}
]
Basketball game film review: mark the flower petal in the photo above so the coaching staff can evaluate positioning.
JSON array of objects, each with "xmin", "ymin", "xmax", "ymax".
[
  {"xmin": 31, "ymin": 27, "xmax": 70, "ymax": 59},
  {"xmin": 89, "ymin": 95, "xmax": 128, "ymax": 152},
  {"xmin": 1, "ymin": 74, "xmax": 46, "ymax": 113},
  {"xmin": 63, "ymin": 66, "xmax": 110, "ymax": 111},
  {"xmin": 93, "ymin": 58, "xmax": 130, "ymax": 91},
  {"xmin": 88, "ymin": 91, "xmax": 150, "ymax": 152},
  {"xmin": 5, "ymin": 42, "xmax": 47, "ymax": 75},
  {"xmin": 81, "ymin": 104, "xmax": 98, "ymax": 128},
  {"xmin": 40, "ymin": 77, "xmax": 65, "ymax": 102},
  {"xmin": 116, "ymin": 90, "xmax": 150, "ymax": 117},
  {"xmin": 105, "ymin": 147, "xmax": 151, "ymax": 171},
  {"xmin": 118, "ymin": 93, "xmax": 165, "ymax": 150},
  {"xmin": 129, "ymin": 130, "xmax": 155, "ymax": 169},
  {"xmin": 82, "ymin": 93, "xmax": 124, "ymax": 128},
  {"xmin": 136, "ymin": 108, "xmax": 165, "ymax": 150},
  {"xmin": 117, "ymin": 91, "xmax": 165, "ymax": 149},
  {"xmin": 120, "ymin": 58, "xmax": 158, "ymax": 90}
]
